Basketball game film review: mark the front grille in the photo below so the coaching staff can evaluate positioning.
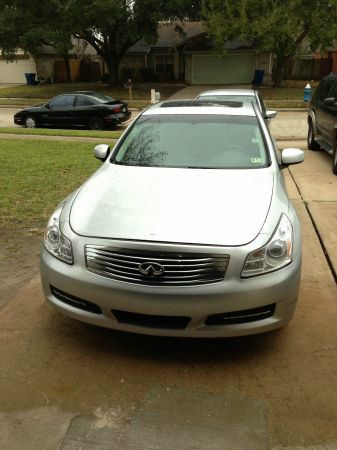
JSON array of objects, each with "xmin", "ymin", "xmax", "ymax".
[
  {"xmin": 50, "ymin": 285, "xmax": 102, "ymax": 314},
  {"xmin": 85, "ymin": 245, "xmax": 229, "ymax": 286},
  {"xmin": 112, "ymin": 309, "xmax": 191, "ymax": 329},
  {"xmin": 205, "ymin": 304, "xmax": 276, "ymax": 326}
]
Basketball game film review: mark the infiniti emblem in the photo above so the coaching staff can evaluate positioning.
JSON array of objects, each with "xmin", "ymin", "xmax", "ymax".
[{"xmin": 138, "ymin": 261, "xmax": 165, "ymax": 277}]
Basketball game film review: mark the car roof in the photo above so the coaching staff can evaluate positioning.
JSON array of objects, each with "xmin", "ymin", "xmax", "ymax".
[
  {"xmin": 198, "ymin": 89, "xmax": 257, "ymax": 97},
  {"xmin": 321, "ymin": 73, "xmax": 337, "ymax": 81},
  {"xmin": 143, "ymin": 99, "xmax": 257, "ymax": 117},
  {"xmin": 57, "ymin": 91, "xmax": 102, "ymax": 96}
]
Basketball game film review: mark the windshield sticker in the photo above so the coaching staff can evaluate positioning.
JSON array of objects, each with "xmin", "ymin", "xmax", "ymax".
[
  {"xmin": 252, "ymin": 138, "xmax": 259, "ymax": 143},
  {"xmin": 251, "ymin": 157, "xmax": 262, "ymax": 164}
]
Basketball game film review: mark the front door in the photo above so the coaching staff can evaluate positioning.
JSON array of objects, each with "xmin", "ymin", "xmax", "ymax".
[{"xmin": 43, "ymin": 95, "xmax": 76, "ymax": 127}]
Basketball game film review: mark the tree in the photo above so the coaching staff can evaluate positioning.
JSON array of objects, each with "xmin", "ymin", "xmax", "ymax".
[
  {"xmin": 0, "ymin": 0, "xmax": 201, "ymax": 84},
  {"xmin": 69, "ymin": 0, "xmax": 202, "ymax": 83},
  {"xmin": 202, "ymin": 0, "xmax": 337, "ymax": 87},
  {"xmin": 0, "ymin": 0, "xmax": 74, "ymax": 81},
  {"xmin": 68, "ymin": 0, "xmax": 161, "ymax": 84}
]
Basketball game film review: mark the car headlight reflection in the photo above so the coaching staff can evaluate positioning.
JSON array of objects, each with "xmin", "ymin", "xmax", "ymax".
[
  {"xmin": 242, "ymin": 214, "xmax": 292, "ymax": 277},
  {"xmin": 44, "ymin": 205, "xmax": 73, "ymax": 264}
]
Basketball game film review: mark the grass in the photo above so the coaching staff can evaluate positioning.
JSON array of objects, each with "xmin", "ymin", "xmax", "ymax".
[
  {"xmin": 0, "ymin": 127, "xmax": 122, "ymax": 139},
  {"xmin": 0, "ymin": 139, "xmax": 105, "ymax": 227},
  {"xmin": 258, "ymin": 87, "xmax": 310, "ymax": 100},
  {"xmin": 265, "ymin": 100, "xmax": 308, "ymax": 109},
  {"xmin": 0, "ymin": 83, "xmax": 314, "ymax": 109},
  {"xmin": 0, "ymin": 82, "xmax": 183, "ymax": 101},
  {"xmin": 0, "ymin": 98, "xmax": 44, "ymax": 106}
]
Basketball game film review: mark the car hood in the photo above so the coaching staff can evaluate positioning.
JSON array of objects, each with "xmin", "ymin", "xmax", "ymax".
[
  {"xmin": 15, "ymin": 105, "xmax": 44, "ymax": 115},
  {"xmin": 69, "ymin": 165, "xmax": 274, "ymax": 246}
]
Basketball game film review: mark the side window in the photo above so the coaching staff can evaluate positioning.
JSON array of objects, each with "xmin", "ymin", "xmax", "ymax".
[
  {"xmin": 49, "ymin": 95, "xmax": 75, "ymax": 109},
  {"xmin": 318, "ymin": 80, "xmax": 334, "ymax": 102},
  {"xmin": 328, "ymin": 81, "xmax": 337, "ymax": 99},
  {"xmin": 75, "ymin": 96, "xmax": 95, "ymax": 107}
]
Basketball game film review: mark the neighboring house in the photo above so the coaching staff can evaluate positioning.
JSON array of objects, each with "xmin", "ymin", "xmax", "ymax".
[
  {"xmin": 34, "ymin": 41, "xmax": 101, "ymax": 83},
  {"xmin": 1, "ymin": 23, "xmax": 274, "ymax": 85},
  {"xmin": 0, "ymin": 50, "xmax": 37, "ymax": 83},
  {"xmin": 121, "ymin": 22, "xmax": 273, "ymax": 85},
  {"xmin": 0, "ymin": 39, "xmax": 101, "ymax": 84}
]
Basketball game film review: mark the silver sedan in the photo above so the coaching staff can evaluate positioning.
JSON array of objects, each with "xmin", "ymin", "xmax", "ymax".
[
  {"xmin": 197, "ymin": 89, "xmax": 277, "ymax": 126},
  {"xmin": 40, "ymin": 100, "xmax": 304, "ymax": 337}
]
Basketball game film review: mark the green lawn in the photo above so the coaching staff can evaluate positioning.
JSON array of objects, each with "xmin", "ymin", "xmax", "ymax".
[
  {"xmin": 0, "ymin": 82, "xmax": 182, "ymax": 101},
  {"xmin": 0, "ymin": 98, "xmax": 44, "ymax": 106},
  {"xmin": 0, "ymin": 127, "xmax": 122, "ymax": 139},
  {"xmin": 259, "ymin": 87, "xmax": 311, "ymax": 100},
  {"xmin": 0, "ymin": 82, "xmax": 311, "ymax": 102},
  {"xmin": 0, "ymin": 139, "xmax": 104, "ymax": 228}
]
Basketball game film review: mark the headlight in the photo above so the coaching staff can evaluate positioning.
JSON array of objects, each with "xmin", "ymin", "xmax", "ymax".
[
  {"xmin": 44, "ymin": 205, "xmax": 73, "ymax": 264},
  {"xmin": 241, "ymin": 214, "xmax": 292, "ymax": 278}
]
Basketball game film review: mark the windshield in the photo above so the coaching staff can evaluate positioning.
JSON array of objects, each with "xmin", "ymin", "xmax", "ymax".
[{"xmin": 113, "ymin": 114, "xmax": 268, "ymax": 169}]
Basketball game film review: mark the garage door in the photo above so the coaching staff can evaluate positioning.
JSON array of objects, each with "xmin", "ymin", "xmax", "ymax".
[
  {"xmin": 0, "ymin": 58, "xmax": 37, "ymax": 84},
  {"xmin": 192, "ymin": 54, "xmax": 255, "ymax": 84}
]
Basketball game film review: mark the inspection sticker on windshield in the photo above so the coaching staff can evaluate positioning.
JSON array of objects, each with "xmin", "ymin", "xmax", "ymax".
[{"xmin": 251, "ymin": 157, "xmax": 262, "ymax": 163}]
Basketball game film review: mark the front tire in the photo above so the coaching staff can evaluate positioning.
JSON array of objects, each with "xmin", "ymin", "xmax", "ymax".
[
  {"xmin": 25, "ymin": 115, "xmax": 37, "ymax": 128},
  {"xmin": 307, "ymin": 120, "xmax": 320, "ymax": 150},
  {"xmin": 88, "ymin": 116, "xmax": 105, "ymax": 130}
]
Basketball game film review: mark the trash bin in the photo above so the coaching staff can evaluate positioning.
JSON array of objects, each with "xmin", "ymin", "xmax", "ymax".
[
  {"xmin": 252, "ymin": 69, "xmax": 265, "ymax": 86},
  {"xmin": 24, "ymin": 73, "xmax": 37, "ymax": 85}
]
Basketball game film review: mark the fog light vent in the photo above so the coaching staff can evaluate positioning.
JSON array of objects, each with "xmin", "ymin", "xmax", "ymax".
[
  {"xmin": 205, "ymin": 304, "xmax": 276, "ymax": 326},
  {"xmin": 50, "ymin": 286, "xmax": 102, "ymax": 315}
]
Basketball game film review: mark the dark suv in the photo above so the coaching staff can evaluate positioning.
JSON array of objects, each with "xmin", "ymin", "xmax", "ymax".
[{"xmin": 307, "ymin": 73, "xmax": 337, "ymax": 174}]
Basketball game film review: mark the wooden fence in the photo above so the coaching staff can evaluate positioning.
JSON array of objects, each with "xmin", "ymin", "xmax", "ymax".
[{"xmin": 276, "ymin": 57, "xmax": 332, "ymax": 80}]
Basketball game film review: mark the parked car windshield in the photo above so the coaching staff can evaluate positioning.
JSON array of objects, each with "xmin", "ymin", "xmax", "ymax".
[{"xmin": 113, "ymin": 114, "xmax": 268, "ymax": 169}]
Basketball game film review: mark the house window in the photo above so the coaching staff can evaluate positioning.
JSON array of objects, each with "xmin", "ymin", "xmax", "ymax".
[{"xmin": 155, "ymin": 55, "xmax": 174, "ymax": 74}]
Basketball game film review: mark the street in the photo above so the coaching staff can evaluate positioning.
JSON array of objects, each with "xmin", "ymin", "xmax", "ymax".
[{"xmin": 0, "ymin": 108, "xmax": 337, "ymax": 449}]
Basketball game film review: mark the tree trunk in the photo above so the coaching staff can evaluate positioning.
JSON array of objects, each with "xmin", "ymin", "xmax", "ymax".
[
  {"xmin": 104, "ymin": 55, "xmax": 120, "ymax": 84},
  {"xmin": 63, "ymin": 55, "xmax": 72, "ymax": 82},
  {"xmin": 273, "ymin": 55, "xmax": 288, "ymax": 88}
]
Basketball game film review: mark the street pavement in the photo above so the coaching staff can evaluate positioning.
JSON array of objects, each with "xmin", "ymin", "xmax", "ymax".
[{"xmin": 0, "ymin": 98, "xmax": 336, "ymax": 449}]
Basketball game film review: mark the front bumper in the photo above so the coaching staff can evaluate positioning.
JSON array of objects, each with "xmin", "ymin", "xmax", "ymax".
[
  {"xmin": 40, "ymin": 239, "xmax": 301, "ymax": 337},
  {"xmin": 14, "ymin": 116, "xmax": 24, "ymax": 125}
]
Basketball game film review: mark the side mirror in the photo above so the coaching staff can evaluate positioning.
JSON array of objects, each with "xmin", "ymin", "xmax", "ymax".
[
  {"xmin": 281, "ymin": 148, "xmax": 304, "ymax": 167},
  {"xmin": 324, "ymin": 97, "xmax": 337, "ymax": 106},
  {"xmin": 94, "ymin": 144, "xmax": 110, "ymax": 162},
  {"xmin": 265, "ymin": 110, "xmax": 277, "ymax": 119}
]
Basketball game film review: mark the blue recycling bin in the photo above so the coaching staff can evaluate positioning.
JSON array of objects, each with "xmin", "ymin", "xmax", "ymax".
[
  {"xmin": 252, "ymin": 69, "xmax": 265, "ymax": 86},
  {"xmin": 25, "ymin": 73, "xmax": 37, "ymax": 85}
]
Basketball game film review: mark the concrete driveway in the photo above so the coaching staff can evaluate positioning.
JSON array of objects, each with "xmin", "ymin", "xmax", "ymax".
[{"xmin": 0, "ymin": 107, "xmax": 336, "ymax": 449}]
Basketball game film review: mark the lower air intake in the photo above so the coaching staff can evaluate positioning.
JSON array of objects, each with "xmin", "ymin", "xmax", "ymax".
[
  {"xmin": 50, "ymin": 286, "xmax": 102, "ymax": 315},
  {"xmin": 205, "ymin": 304, "xmax": 276, "ymax": 326},
  {"xmin": 112, "ymin": 309, "xmax": 191, "ymax": 330}
]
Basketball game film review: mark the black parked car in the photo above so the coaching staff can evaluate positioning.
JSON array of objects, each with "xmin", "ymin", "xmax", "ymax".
[
  {"xmin": 14, "ymin": 91, "xmax": 131, "ymax": 130},
  {"xmin": 307, "ymin": 74, "xmax": 337, "ymax": 174}
]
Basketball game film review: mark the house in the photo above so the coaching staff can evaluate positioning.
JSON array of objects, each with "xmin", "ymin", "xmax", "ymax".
[
  {"xmin": 1, "ymin": 22, "xmax": 273, "ymax": 85},
  {"xmin": 121, "ymin": 22, "xmax": 273, "ymax": 85},
  {"xmin": 0, "ymin": 50, "xmax": 37, "ymax": 84},
  {"xmin": 0, "ymin": 39, "xmax": 101, "ymax": 84}
]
